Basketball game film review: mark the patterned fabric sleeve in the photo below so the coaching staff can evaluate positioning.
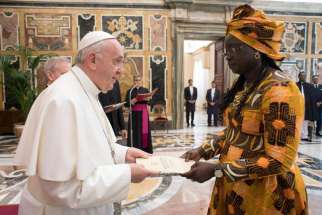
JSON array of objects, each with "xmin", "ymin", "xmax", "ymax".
[
  {"xmin": 200, "ymin": 129, "xmax": 227, "ymax": 160},
  {"xmin": 220, "ymin": 82, "xmax": 304, "ymax": 182}
]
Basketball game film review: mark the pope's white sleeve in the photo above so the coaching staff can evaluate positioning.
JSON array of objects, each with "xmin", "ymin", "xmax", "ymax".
[
  {"xmin": 114, "ymin": 144, "xmax": 129, "ymax": 164},
  {"xmin": 37, "ymin": 164, "xmax": 131, "ymax": 209}
]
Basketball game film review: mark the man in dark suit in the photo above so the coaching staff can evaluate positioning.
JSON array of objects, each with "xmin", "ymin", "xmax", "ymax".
[
  {"xmin": 296, "ymin": 72, "xmax": 316, "ymax": 141},
  {"xmin": 206, "ymin": 81, "xmax": 220, "ymax": 126},
  {"xmin": 312, "ymin": 75, "xmax": 322, "ymax": 136},
  {"xmin": 99, "ymin": 80, "xmax": 127, "ymax": 139},
  {"xmin": 184, "ymin": 79, "xmax": 197, "ymax": 127}
]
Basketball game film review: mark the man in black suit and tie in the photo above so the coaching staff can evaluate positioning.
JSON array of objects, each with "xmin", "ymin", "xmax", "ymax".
[
  {"xmin": 184, "ymin": 79, "xmax": 197, "ymax": 127},
  {"xmin": 206, "ymin": 81, "xmax": 220, "ymax": 126},
  {"xmin": 296, "ymin": 72, "xmax": 316, "ymax": 141},
  {"xmin": 312, "ymin": 75, "xmax": 322, "ymax": 136}
]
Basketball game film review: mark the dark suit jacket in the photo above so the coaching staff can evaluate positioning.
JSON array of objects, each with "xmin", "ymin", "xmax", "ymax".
[
  {"xmin": 184, "ymin": 86, "xmax": 197, "ymax": 112},
  {"xmin": 206, "ymin": 88, "xmax": 220, "ymax": 114},
  {"xmin": 99, "ymin": 81, "xmax": 125, "ymax": 136},
  {"xmin": 296, "ymin": 81, "xmax": 317, "ymax": 121},
  {"xmin": 313, "ymin": 84, "xmax": 322, "ymax": 114}
]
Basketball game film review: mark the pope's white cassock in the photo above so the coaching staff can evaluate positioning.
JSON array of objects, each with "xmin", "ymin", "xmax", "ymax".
[{"xmin": 14, "ymin": 66, "xmax": 131, "ymax": 215}]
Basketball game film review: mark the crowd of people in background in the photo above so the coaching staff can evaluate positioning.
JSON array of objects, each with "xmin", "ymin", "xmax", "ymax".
[
  {"xmin": 184, "ymin": 72, "xmax": 322, "ymax": 142},
  {"xmin": 296, "ymin": 72, "xmax": 322, "ymax": 141}
]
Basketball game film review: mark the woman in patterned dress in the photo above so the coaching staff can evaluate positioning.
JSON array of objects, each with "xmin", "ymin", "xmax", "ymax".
[{"xmin": 181, "ymin": 4, "xmax": 308, "ymax": 215}]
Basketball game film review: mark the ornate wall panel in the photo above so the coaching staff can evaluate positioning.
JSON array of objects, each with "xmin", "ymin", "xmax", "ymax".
[
  {"xmin": 0, "ymin": 12, "xmax": 19, "ymax": 51},
  {"xmin": 271, "ymin": 14, "xmax": 322, "ymax": 83},
  {"xmin": 312, "ymin": 22, "xmax": 322, "ymax": 55},
  {"xmin": 316, "ymin": 59, "xmax": 322, "ymax": 83},
  {"xmin": 119, "ymin": 56, "xmax": 144, "ymax": 100},
  {"xmin": 150, "ymin": 55, "xmax": 166, "ymax": 106},
  {"xmin": 77, "ymin": 14, "xmax": 95, "ymax": 43},
  {"xmin": 281, "ymin": 22, "xmax": 307, "ymax": 54},
  {"xmin": 311, "ymin": 58, "xmax": 322, "ymax": 79},
  {"xmin": 280, "ymin": 58, "xmax": 306, "ymax": 81},
  {"xmin": 25, "ymin": 13, "xmax": 72, "ymax": 51},
  {"xmin": 102, "ymin": 15, "xmax": 143, "ymax": 50},
  {"xmin": 149, "ymin": 15, "xmax": 166, "ymax": 51},
  {"xmin": 0, "ymin": 7, "xmax": 172, "ymax": 115}
]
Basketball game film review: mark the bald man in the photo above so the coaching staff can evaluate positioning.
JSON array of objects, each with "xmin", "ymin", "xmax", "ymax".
[{"xmin": 43, "ymin": 57, "xmax": 71, "ymax": 85}]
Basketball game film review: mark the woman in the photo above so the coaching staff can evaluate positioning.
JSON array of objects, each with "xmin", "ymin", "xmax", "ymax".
[
  {"xmin": 125, "ymin": 75, "xmax": 153, "ymax": 153},
  {"xmin": 181, "ymin": 4, "xmax": 308, "ymax": 215}
]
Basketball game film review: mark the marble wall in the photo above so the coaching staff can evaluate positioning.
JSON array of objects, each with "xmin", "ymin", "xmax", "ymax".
[
  {"xmin": 2, "ymin": 3, "xmax": 322, "ymax": 125},
  {"xmin": 271, "ymin": 14, "xmax": 322, "ymax": 83},
  {"xmin": 0, "ymin": 8, "xmax": 172, "ymax": 113}
]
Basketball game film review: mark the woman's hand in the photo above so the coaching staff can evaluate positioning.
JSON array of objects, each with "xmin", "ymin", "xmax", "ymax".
[
  {"xmin": 181, "ymin": 162, "xmax": 218, "ymax": 183},
  {"xmin": 180, "ymin": 147, "xmax": 204, "ymax": 161}
]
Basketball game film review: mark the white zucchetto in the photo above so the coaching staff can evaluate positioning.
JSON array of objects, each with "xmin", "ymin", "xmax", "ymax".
[{"xmin": 78, "ymin": 31, "xmax": 116, "ymax": 51}]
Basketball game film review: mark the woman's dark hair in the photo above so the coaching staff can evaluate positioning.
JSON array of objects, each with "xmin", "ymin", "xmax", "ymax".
[{"xmin": 220, "ymin": 53, "xmax": 282, "ymax": 118}]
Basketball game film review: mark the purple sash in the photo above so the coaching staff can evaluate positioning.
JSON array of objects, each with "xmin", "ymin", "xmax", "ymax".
[{"xmin": 132, "ymin": 104, "xmax": 149, "ymax": 148}]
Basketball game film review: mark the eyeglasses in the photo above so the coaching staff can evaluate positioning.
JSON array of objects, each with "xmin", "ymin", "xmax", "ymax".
[{"xmin": 224, "ymin": 45, "xmax": 244, "ymax": 58}]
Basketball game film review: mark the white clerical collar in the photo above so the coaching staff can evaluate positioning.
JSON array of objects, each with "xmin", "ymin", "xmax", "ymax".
[{"xmin": 72, "ymin": 66, "xmax": 101, "ymax": 97}]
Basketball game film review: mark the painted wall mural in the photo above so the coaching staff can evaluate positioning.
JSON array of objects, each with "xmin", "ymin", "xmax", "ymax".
[
  {"xmin": 119, "ymin": 56, "xmax": 144, "ymax": 101},
  {"xmin": 0, "ymin": 7, "xmax": 171, "ymax": 113},
  {"xmin": 0, "ymin": 12, "xmax": 19, "ymax": 51},
  {"xmin": 149, "ymin": 15, "xmax": 166, "ymax": 51},
  {"xmin": 280, "ymin": 58, "xmax": 306, "ymax": 81},
  {"xmin": 25, "ymin": 13, "xmax": 72, "ymax": 51},
  {"xmin": 102, "ymin": 15, "xmax": 143, "ymax": 50},
  {"xmin": 150, "ymin": 55, "xmax": 166, "ymax": 107},
  {"xmin": 281, "ymin": 22, "xmax": 307, "ymax": 54},
  {"xmin": 312, "ymin": 22, "xmax": 322, "ymax": 55},
  {"xmin": 311, "ymin": 58, "xmax": 322, "ymax": 83},
  {"xmin": 77, "ymin": 14, "xmax": 95, "ymax": 43}
]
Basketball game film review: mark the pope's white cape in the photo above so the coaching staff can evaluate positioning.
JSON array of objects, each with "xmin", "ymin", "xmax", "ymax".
[{"xmin": 14, "ymin": 66, "xmax": 131, "ymax": 214}]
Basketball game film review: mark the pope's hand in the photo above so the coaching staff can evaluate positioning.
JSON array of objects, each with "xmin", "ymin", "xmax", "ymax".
[
  {"xmin": 130, "ymin": 164, "xmax": 160, "ymax": 183},
  {"xmin": 126, "ymin": 147, "xmax": 151, "ymax": 163}
]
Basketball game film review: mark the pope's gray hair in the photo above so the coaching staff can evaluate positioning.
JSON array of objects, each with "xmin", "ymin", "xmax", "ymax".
[
  {"xmin": 44, "ymin": 57, "xmax": 70, "ymax": 75},
  {"xmin": 75, "ymin": 39, "xmax": 109, "ymax": 65}
]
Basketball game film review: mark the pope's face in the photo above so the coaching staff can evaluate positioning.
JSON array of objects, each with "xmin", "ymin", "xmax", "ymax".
[{"xmin": 95, "ymin": 39, "xmax": 124, "ymax": 91}]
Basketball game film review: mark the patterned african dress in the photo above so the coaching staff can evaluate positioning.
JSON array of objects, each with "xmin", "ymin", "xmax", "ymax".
[{"xmin": 201, "ymin": 70, "xmax": 308, "ymax": 215}]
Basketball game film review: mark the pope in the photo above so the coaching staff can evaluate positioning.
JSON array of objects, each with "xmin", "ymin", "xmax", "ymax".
[{"xmin": 14, "ymin": 31, "xmax": 159, "ymax": 215}]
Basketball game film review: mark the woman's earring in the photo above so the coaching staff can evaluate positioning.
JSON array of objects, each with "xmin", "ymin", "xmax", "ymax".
[{"xmin": 254, "ymin": 52, "xmax": 260, "ymax": 59}]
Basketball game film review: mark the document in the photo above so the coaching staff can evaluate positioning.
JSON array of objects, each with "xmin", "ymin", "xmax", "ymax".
[
  {"xmin": 136, "ymin": 156, "xmax": 195, "ymax": 176},
  {"xmin": 136, "ymin": 88, "xmax": 159, "ymax": 101},
  {"xmin": 103, "ymin": 102, "xmax": 126, "ymax": 113}
]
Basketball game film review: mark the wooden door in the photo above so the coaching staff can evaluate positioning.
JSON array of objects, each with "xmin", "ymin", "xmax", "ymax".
[{"xmin": 214, "ymin": 37, "xmax": 225, "ymax": 101}]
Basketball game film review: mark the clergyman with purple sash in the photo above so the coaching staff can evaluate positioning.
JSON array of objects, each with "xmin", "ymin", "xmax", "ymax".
[{"xmin": 125, "ymin": 75, "xmax": 153, "ymax": 153}]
